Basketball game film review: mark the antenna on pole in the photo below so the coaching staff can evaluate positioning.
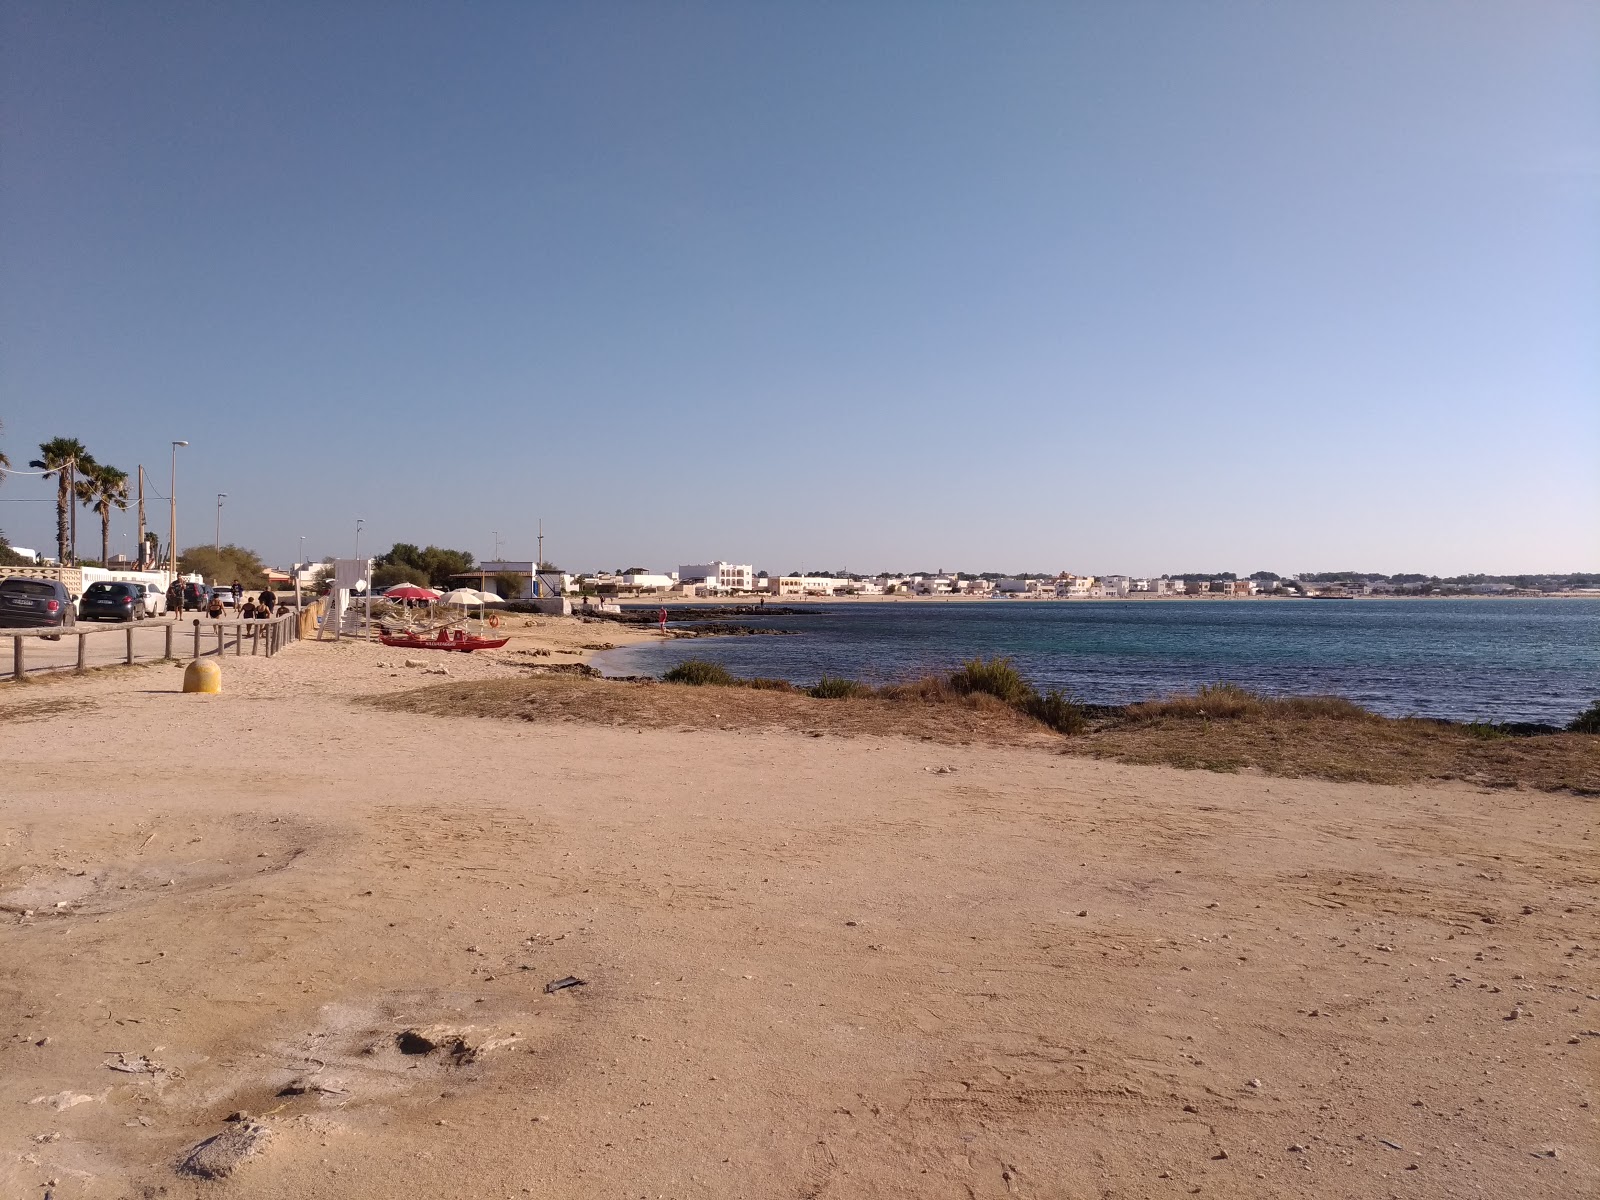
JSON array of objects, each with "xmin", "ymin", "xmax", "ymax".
[{"xmin": 536, "ymin": 518, "xmax": 544, "ymax": 597}]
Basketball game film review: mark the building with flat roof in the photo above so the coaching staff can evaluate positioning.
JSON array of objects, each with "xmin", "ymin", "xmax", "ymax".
[{"xmin": 678, "ymin": 562, "xmax": 754, "ymax": 592}]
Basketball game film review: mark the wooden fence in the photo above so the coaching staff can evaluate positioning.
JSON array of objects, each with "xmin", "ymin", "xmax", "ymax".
[{"xmin": 7, "ymin": 611, "xmax": 300, "ymax": 682}]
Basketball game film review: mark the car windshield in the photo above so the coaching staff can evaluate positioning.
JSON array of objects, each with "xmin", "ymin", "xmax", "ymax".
[{"xmin": 2, "ymin": 579, "xmax": 57, "ymax": 597}]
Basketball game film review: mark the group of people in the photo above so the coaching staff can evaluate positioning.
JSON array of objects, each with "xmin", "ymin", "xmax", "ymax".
[{"xmin": 164, "ymin": 578, "xmax": 288, "ymax": 621}]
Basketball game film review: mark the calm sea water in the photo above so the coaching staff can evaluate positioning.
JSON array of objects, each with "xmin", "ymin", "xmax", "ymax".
[{"xmin": 593, "ymin": 599, "xmax": 1600, "ymax": 725}]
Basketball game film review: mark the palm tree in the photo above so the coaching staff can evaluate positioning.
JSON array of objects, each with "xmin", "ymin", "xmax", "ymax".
[
  {"xmin": 28, "ymin": 438, "xmax": 91, "ymax": 564},
  {"xmin": 0, "ymin": 417, "xmax": 10, "ymax": 480},
  {"xmin": 78, "ymin": 462, "xmax": 130, "ymax": 567}
]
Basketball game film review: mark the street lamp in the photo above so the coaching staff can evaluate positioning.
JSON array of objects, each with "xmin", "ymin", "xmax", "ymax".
[
  {"xmin": 215, "ymin": 493, "xmax": 227, "ymax": 553},
  {"xmin": 168, "ymin": 440, "xmax": 188, "ymax": 581}
]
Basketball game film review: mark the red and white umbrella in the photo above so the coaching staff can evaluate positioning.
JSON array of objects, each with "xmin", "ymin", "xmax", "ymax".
[{"xmin": 383, "ymin": 585, "xmax": 440, "ymax": 601}]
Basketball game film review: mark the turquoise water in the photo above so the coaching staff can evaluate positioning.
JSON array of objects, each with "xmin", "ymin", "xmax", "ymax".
[{"xmin": 593, "ymin": 598, "xmax": 1600, "ymax": 725}]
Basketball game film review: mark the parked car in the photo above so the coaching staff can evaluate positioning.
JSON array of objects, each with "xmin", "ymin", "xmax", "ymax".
[
  {"xmin": 135, "ymin": 582, "xmax": 166, "ymax": 617},
  {"xmin": 80, "ymin": 580, "xmax": 144, "ymax": 622},
  {"xmin": 0, "ymin": 576, "xmax": 77, "ymax": 638},
  {"xmin": 180, "ymin": 582, "xmax": 210, "ymax": 612}
]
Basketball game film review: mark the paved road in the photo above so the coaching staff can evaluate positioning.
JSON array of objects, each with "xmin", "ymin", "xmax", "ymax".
[{"xmin": 5, "ymin": 618, "xmax": 272, "ymax": 677}]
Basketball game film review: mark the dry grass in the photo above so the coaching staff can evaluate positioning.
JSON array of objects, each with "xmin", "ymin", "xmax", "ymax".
[
  {"xmin": 368, "ymin": 676, "xmax": 1600, "ymax": 793},
  {"xmin": 367, "ymin": 674, "xmax": 1059, "ymax": 747}
]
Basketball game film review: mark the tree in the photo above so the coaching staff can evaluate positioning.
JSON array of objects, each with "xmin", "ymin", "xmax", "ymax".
[
  {"xmin": 493, "ymin": 571, "xmax": 525, "ymax": 599},
  {"xmin": 77, "ymin": 461, "xmax": 129, "ymax": 567},
  {"xmin": 0, "ymin": 530, "xmax": 24, "ymax": 567},
  {"xmin": 0, "ymin": 417, "xmax": 9, "ymax": 480},
  {"xmin": 28, "ymin": 438, "xmax": 91, "ymax": 564},
  {"xmin": 178, "ymin": 543, "xmax": 268, "ymax": 587},
  {"xmin": 375, "ymin": 542, "xmax": 475, "ymax": 588}
]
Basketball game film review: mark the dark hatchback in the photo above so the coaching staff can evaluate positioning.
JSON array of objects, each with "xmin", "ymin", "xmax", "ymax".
[
  {"xmin": 80, "ymin": 580, "xmax": 144, "ymax": 622},
  {"xmin": 0, "ymin": 576, "xmax": 78, "ymax": 636}
]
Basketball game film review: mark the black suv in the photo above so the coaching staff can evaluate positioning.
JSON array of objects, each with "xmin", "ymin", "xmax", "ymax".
[
  {"xmin": 0, "ymin": 576, "xmax": 77, "ymax": 637},
  {"xmin": 80, "ymin": 580, "xmax": 144, "ymax": 622},
  {"xmin": 180, "ymin": 582, "xmax": 210, "ymax": 612}
]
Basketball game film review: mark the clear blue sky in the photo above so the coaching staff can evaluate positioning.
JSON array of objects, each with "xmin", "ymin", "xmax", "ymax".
[{"xmin": 3, "ymin": 2, "xmax": 1596, "ymax": 576}]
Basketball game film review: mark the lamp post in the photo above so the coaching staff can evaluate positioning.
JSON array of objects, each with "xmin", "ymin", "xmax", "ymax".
[
  {"xmin": 168, "ymin": 440, "xmax": 188, "ymax": 582},
  {"xmin": 215, "ymin": 493, "xmax": 227, "ymax": 554}
]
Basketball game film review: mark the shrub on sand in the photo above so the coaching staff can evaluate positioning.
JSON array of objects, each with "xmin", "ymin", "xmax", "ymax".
[
  {"xmin": 662, "ymin": 659, "xmax": 736, "ymax": 687},
  {"xmin": 948, "ymin": 656, "xmax": 1034, "ymax": 706},
  {"xmin": 1022, "ymin": 688, "xmax": 1088, "ymax": 735},
  {"xmin": 809, "ymin": 676, "xmax": 872, "ymax": 700},
  {"xmin": 1569, "ymin": 700, "xmax": 1600, "ymax": 735},
  {"xmin": 1122, "ymin": 683, "xmax": 1373, "ymax": 724}
]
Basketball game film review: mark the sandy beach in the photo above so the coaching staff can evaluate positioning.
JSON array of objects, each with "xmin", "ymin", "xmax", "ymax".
[{"xmin": 2, "ymin": 626, "xmax": 1595, "ymax": 1200}]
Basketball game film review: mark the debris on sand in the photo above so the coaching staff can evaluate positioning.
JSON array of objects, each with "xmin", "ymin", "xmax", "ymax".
[
  {"xmin": 277, "ymin": 1076, "xmax": 348, "ymax": 1097},
  {"xmin": 29, "ymin": 1091, "xmax": 103, "ymax": 1111},
  {"xmin": 545, "ymin": 976, "xmax": 586, "ymax": 994},
  {"xmin": 396, "ymin": 1025, "xmax": 520, "ymax": 1064},
  {"xmin": 104, "ymin": 1053, "xmax": 170, "ymax": 1077},
  {"xmin": 178, "ymin": 1119, "xmax": 272, "ymax": 1179}
]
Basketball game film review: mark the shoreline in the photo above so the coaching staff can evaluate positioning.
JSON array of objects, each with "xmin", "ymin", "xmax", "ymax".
[{"xmin": 609, "ymin": 591, "xmax": 1600, "ymax": 606}]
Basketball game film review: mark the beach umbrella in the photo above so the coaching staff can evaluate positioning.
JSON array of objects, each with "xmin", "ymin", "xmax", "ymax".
[
  {"xmin": 384, "ymin": 585, "xmax": 440, "ymax": 601},
  {"xmin": 440, "ymin": 588, "xmax": 483, "ymax": 606}
]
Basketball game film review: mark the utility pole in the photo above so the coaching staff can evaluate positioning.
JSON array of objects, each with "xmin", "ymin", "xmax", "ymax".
[
  {"xmin": 536, "ymin": 518, "xmax": 544, "ymax": 597},
  {"xmin": 169, "ymin": 440, "xmax": 188, "ymax": 582},
  {"xmin": 136, "ymin": 466, "xmax": 146, "ymax": 567},
  {"xmin": 215, "ymin": 493, "xmax": 227, "ymax": 554}
]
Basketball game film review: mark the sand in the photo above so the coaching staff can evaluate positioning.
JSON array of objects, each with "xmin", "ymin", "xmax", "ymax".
[{"xmin": 1, "ymin": 627, "xmax": 1595, "ymax": 1199}]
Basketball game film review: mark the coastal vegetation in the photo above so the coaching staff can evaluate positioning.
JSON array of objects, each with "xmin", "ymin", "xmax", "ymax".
[
  {"xmin": 375, "ymin": 664, "xmax": 1600, "ymax": 794},
  {"xmin": 1570, "ymin": 700, "xmax": 1600, "ymax": 735}
]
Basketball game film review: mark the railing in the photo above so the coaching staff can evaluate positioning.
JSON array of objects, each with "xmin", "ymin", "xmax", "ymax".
[{"xmin": 6, "ymin": 611, "xmax": 300, "ymax": 681}]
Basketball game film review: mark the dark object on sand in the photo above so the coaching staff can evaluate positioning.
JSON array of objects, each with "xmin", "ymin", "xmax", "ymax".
[{"xmin": 545, "ymin": 975, "xmax": 586, "ymax": 994}]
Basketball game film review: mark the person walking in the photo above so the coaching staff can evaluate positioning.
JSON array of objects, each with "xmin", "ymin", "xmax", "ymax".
[
  {"xmin": 658, "ymin": 606, "xmax": 668, "ymax": 635},
  {"xmin": 231, "ymin": 579, "xmax": 243, "ymax": 606},
  {"xmin": 166, "ymin": 580, "xmax": 183, "ymax": 616},
  {"xmin": 259, "ymin": 587, "xmax": 277, "ymax": 612}
]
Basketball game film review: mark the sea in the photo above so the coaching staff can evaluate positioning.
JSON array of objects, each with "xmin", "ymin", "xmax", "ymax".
[{"xmin": 592, "ymin": 598, "xmax": 1600, "ymax": 726}]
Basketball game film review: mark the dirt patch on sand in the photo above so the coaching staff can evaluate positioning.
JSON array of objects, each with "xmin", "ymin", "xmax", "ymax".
[
  {"xmin": 366, "ymin": 673, "xmax": 1061, "ymax": 747},
  {"xmin": 369, "ymin": 675, "xmax": 1600, "ymax": 792}
]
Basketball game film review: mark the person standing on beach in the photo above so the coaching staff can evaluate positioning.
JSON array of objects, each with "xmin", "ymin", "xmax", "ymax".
[
  {"xmin": 259, "ymin": 587, "xmax": 277, "ymax": 612},
  {"xmin": 231, "ymin": 580, "xmax": 243, "ymax": 606},
  {"xmin": 658, "ymin": 606, "xmax": 668, "ymax": 634}
]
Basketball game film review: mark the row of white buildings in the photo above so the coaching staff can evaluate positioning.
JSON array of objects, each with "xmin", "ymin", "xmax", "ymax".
[{"xmin": 555, "ymin": 561, "xmax": 1281, "ymax": 599}]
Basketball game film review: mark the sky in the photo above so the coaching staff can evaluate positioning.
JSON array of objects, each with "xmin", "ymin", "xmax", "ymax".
[{"xmin": 2, "ymin": 1, "xmax": 1597, "ymax": 577}]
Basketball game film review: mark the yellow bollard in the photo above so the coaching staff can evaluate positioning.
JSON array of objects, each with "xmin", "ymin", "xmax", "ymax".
[{"xmin": 182, "ymin": 658, "xmax": 222, "ymax": 694}]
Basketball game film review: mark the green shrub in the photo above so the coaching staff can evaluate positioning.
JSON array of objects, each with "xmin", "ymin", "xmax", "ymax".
[
  {"xmin": 1569, "ymin": 700, "xmax": 1600, "ymax": 735},
  {"xmin": 744, "ymin": 677, "xmax": 798, "ymax": 692},
  {"xmin": 809, "ymin": 676, "xmax": 872, "ymax": 700},
  {"xmin": 948, "ymin": 656, "xmax": 1033, "ymax": 705},
  {"xmin": 662, "ymin": 659, "xmax": 736, "ymax": 686},
  {"xmin": 1022, "ymin": 688, "xmax": 1088, "ymax": 735}
]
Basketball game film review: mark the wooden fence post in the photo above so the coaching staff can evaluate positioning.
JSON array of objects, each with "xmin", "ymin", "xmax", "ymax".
[
  {"xmin": 164, "ymin": 622, "xmax": 173, "ymax": 660},
  {"xmin": 235, "ymin": 622, "xmax": 243, "ymax": 656},
  {"xmin": 77, "ymin": 633, "xmax": 87, "ymax": 671},
  {"xmin": 12, "ymin": 635, "xmax": 21, "ymax": 682},
  {"xmin": 216, "ymin": 624, "xmax": 224, "ymax": 656},
  {"xmin": 126, "ymin": 626, "xmax": 135, "ymax": 664}
]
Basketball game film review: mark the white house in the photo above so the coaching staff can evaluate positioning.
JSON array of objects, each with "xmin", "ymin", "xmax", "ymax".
[{"xmin": 678, "ymin": 562, "xmax": 755, "ymax": 592}]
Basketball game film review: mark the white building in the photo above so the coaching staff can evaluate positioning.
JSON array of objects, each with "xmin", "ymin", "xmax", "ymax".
[
  {"xmin": 769, "ymin": 575, "xmax": 848, "ymax": 596},
  {"xmin": 621, "ymin": 572, "xmax": 676, "ymax": 591},
  {"xmin": 678, "ymin": 562, "xmax": 755, "ymax": 593},
  {"xmin": 1100, "ymin": 575, "xmax": 1131, "ymax": 597}
]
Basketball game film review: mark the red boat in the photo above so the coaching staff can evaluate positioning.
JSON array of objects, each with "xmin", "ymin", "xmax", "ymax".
[{"xmin": 378, "ymin": 628, "xmax": 510, "ymax": 653}]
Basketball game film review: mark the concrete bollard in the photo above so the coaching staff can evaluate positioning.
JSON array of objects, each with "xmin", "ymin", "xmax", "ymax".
[{"xmin": 182, "ymin": 658, "xmax": 221, "ymax": 694}]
